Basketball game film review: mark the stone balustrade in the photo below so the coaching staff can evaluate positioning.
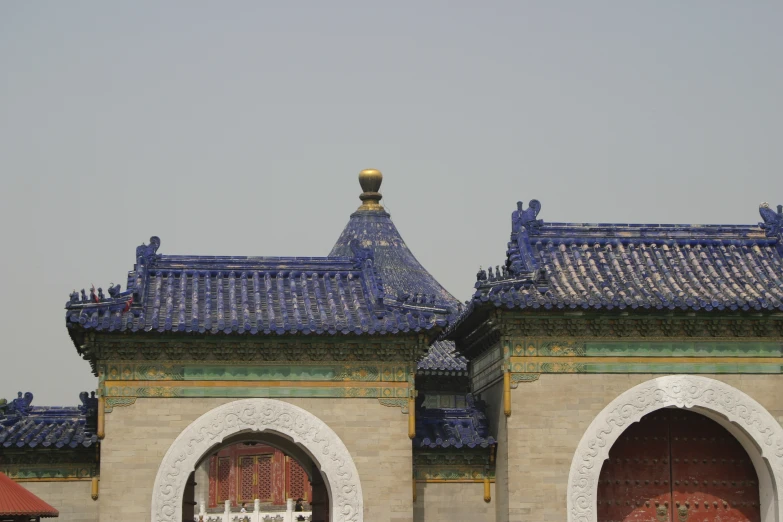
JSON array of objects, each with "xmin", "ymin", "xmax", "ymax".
[{"xmin": 196, "ymin": 499, "xmax": 312, "ymax": 522}]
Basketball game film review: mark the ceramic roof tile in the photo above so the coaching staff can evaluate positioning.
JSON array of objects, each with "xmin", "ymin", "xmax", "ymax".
[
  {"xmin": 65, "ymin": 238, "xmax": 452, "ymax": 337},
  {"xmin": 330, "ymin": 211, "xmax": 459, "ymax": 310},
  {"xmin": 465, "ymin": 201, "xmax": 783, "ymax": 313},
  {"xmin": 329, "ymin": 173, "xmax": 466, "ymax": 370},
  {"xmin": 0, "ymin": 472, "xmax": 59, "ymax": 517},
  {"xmin": 0, "ymin": 393, "xmax": 98, "ymax": 450},
  {"xmin": 417, "ymin": 341, "xmax": 468, "ymax": 372},
  {"xmin": 414, "ymin": 394, "xmax": 496, "ymax": 449}
]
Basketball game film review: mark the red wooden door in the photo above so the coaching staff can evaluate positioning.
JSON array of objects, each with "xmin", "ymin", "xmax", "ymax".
[
  {"xmin": 598, "ymin": 409, "xmax": 760, "ymax": 522},
  {"xmin": 670, "ymin": 410, "xmax": 760, "ymax": 522},
  {"xmin": 598, "ymin": 410, "xmax": 673, "ymax": 521}
]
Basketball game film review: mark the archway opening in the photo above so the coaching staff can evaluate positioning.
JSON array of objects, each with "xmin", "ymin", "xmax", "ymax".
[
  {"xmin": 182, "ymin": 431, "xmax": 329, "ymax": 522},
  {"xmin": 151, "ymin": 399, "xmax": 362, "ymax": 522},
  {"xmin": 598, "ymin": 408, "xmax": 761, "ymax": 522}
]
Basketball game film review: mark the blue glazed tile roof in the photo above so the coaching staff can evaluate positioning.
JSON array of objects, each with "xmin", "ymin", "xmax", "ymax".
[
  {"xmin": 328, "ymin": 179, "xmax": 467, "ymax": 370},
  {"xmin": 330, "ymin": 210, "xmax": 460, "ymax": 310},
  {"xmin": 466, "ymin": 201, "xmax": 783, "ymax": 313},
  {"xmin": 0, "ymin": 393, "xmax": 98, "ymax": 450},
  {"xmin": 414, "ymin": 394, "xmax": 496, "ymax": 449},
  {"xmin": 66, "ymin": 237, "xmax": 452, "ymax": 336},
  {"xmin": 416, "ymin": 341, "xmax": 468, "ymax": 372}
]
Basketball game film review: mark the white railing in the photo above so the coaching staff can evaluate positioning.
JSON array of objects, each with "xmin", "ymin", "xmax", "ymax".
[{"xmin": 197, "ymin": 499, "xmax": 312, "ymax": 522}]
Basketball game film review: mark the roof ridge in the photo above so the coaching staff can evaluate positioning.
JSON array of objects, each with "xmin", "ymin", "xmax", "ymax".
[
  {"xmin": 65, "ymin": 236, "xmax": 454, "ymax": 339},
  {"xmin": 465, "ymin": 200, "xmax": 783, "ymax": 313}
]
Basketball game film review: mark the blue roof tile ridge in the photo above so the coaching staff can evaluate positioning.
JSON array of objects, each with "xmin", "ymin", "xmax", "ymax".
[
  {"xmin": 0, "ymin": 392, "xmax": 98, "ymax": 449},
  {"xmin": 460, "ymin": 200, "xmax": 783, "ymax": 316},
  {"xmin": 414, "ymin": 393, "xmax": 496, "ymax": 449},
  {"xmin": 66, "ymin": 236, "xmax": 455, "ymax": 336},
  {"xmin": 417, "ymin": 340, "xmax": 468, "ymax": 371}
]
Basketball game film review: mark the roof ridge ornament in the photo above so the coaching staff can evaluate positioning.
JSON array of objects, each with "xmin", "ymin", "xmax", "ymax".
[
  {"xmin": 356, "ymin": 169, "xmax": 384, "ymax": 212},
  {"xmin": 136, "ymin": 236, "xmax": 161, "ymax": 261},
  {"xmin": 759, "ymin": 202, "xmax": 783, "ymax": 238},
  {"xmin": 512, "ymin": 200, "xmax": 542, "ymax": 235}
]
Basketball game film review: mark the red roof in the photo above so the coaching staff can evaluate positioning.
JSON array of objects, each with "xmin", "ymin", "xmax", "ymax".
[{"xmin": 0, "ymin": 472, "xmax": 59, "ymax": 517}]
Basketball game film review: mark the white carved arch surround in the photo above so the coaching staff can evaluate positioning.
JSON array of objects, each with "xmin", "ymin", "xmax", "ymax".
[
  {"xmin": 567, "ymin": 375, "xmax": 783, "ymax": 522},
  {"xmin": 151, "ymin": 399, "xmax": 363, "ymax": 522}
]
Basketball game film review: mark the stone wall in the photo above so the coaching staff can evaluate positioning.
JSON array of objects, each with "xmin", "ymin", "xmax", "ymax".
[
  {"xmin": 502, "ymin": 373, "xmax": 783, "ymax": 522},
  {"xmin": 21, "ymin": 480, "xmax": 97, "ymax": 522},
  {"xmin": 414, "ymin": 482, "xmax": 495, "ymax": 521},
  {"xmin": 99, "ymin": 397, "xmax": 412, "ymax": 522}
]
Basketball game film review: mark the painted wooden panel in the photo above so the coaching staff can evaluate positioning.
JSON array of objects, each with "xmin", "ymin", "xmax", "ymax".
[
  {"xmin": 597, "ymin": 411, "xmax": 672, "ymax": 521},
  {"xmin": 597, "ymin": 410, "xmax": 761, "ymax": 522}
]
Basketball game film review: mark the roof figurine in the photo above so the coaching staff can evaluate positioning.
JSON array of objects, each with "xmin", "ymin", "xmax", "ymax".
[
  {"xmin": 460, "ymin": 199, "xmax": 783, "ymax": 314},
  {"xmin": 759, "ymin": 202, "xmax": 783, "ymax": 238}
]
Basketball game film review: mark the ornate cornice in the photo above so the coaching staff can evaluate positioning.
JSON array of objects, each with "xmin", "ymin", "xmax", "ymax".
[
  {"xmin": 81, "ymin": 335, "xmax": 425, "ymax": 375},
  {"xmin": 502, "ymin": 314, "xmax": 783, "ymax": 340}
]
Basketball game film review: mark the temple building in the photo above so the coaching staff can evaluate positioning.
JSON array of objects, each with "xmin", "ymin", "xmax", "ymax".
[{"xmin": 0, "ymin": 169, "xmax": 782, "ymax": 522}]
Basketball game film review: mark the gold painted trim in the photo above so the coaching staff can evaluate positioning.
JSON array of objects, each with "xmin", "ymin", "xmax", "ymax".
[
  {"xmin": 91, "ymin": 477, "xmax": 99, "ymax": 500},
  {"xmin": 103, "ymin": 380, "xmax": 408, "ymax": 389},
  {"xmin": 415, "ymin": 479, "xmax": 496, "ymax": 483},
  {"xmin": 97, "ymin": 396, "xmax": 105, "ymax": 439},
  {"xmin": 408, "ymin": 397, "xmax": 416, "ymax": 439},
  {"xmin": 484, "ymin": 476, "xmax": 491, "ymax": 502},
  {"xmin": 13, "ymin": 477, "xmax": 94, "ymax": 483}
]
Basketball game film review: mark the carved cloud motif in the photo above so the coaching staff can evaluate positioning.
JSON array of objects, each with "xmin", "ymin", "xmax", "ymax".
[
  {"xmin": 567, "ymin": 375, "xmax": 783, "ymax": 522},
  {"xmin": 151, "ymin": 399, "xmax": 363, "ymax": 522}
]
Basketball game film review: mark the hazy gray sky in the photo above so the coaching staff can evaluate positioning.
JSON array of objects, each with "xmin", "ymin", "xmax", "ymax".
[{"xmin": 1, "ymin": 2, "xmax": 781, "ymax": 404}]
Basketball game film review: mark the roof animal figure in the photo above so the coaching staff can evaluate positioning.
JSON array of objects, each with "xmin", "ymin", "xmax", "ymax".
[
  {"xmin": 8, "ymin": 392, "xmax": 33, "ymax": 416},
  {"xmin": 135, "ymin": 236, "xmax": 161, "ymax": 261},
  {"xmin": 759, "ymin": 202, "xmax": 783, "ymax": 238},
  {"xmin": 511, "ymin": 200, "xmax": 542, "ymax": 234}
]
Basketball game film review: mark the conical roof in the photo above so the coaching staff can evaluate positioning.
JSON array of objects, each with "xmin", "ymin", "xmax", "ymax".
[{"xmin": 329, "ymin": 170, "xmax": 459, "ymax": 310}]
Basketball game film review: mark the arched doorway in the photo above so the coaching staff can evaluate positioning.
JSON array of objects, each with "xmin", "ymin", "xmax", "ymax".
[
  {"xmin": 567, "ymin": 376, "xmax": 783, "ymax": 522},
  {"xmin": 597, "ymin": 408, "xmax": 760, "ymax": 521},
  {"xmin": 182, "ymin": 432, "xmax": 329, "ymax": 521},
  {"xmin": 150, "ymin": 399, "xmax": 363, "ymax": 522}
]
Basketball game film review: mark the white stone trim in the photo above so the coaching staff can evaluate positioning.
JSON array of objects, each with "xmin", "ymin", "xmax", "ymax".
[
  {"xmin": 150, "ymin": 399, "xmax": 363, "ymax": 522},
  {"xmin": 567, "ymin": 375, "xmax": 783, "ymax": 522}
]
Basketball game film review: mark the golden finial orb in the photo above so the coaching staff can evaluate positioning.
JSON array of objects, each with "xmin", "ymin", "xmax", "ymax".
[{"xmin": 357, "ymin": 169, "xmax": 384, "ymax": 211}]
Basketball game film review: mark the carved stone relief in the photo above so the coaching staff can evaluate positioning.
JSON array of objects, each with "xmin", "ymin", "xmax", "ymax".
[
  {"xmin": 567, "ymin": 375, "xmax": 783, "ymax": 522},
  {"xmin": 150, "ymin": 399, "xmax": 362, "ymax": 522}
]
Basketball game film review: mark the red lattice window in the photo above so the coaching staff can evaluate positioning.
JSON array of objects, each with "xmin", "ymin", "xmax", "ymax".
[
  {"xmin": 238, "ymin": 456, "xmax": 255, "ymax": 503},
  {"xmin": 217, "ymin": 457, "xmax": 231, "ymax": 503},
  {"xmin": 287, "ymin": 458, "xmax": 310, "ymax": 501},
  {"xmin": 258, "ymin": 456, "xmax": 273, "ymax": 501}
]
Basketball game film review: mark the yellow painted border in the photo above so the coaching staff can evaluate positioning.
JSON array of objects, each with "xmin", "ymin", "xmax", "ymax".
[
  {"xmin": 415, "ymin": 479, "xmax": 496, "ymax": 483},
  {"xmin": 12, "ymin": 477, "xmax": 94, "ymax": 483}
]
